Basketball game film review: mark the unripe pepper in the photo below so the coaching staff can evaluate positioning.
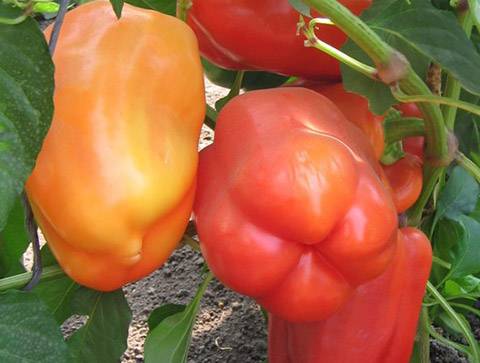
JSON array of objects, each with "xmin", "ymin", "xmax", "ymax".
[
  {"xmin": 26, "ymin": 1, "xmax": 205, "ymax": 291},
  {"xmin": 194, "ymin": 88, "xmax": 398, "ymax": 322},
  {"xmin": 187, "ymin": 0, "xmax": 372, "ymax": 80},
  {"xmin": 268, "ymin": 227, "xmax": 432, "ymax": 363}
]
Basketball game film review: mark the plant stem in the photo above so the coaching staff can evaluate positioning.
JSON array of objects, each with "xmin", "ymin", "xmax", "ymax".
[
  {"xmin": 0, "ymin": 14, "xmax": 27, "ymax": 24},
  {"xmin": 408, "ymin": 166, "xmax": 445, "ymax": 226},
  {"xmin": 416, "ymin": 308, "xmax": 431, "ymax": 363},
  {"xmin": 432, "ymin": 256, "xmax": 452, "ymax": 270},
  {"xmin": 204, "ymin": 105, "xmax": 218, "ymax": 130},
  {"xmin": 427, "ymin": 324, "xmax": 470, "ymax": 356},
  {"xmin": 0, "ymin": 265, "xmax": 64, "ymax": 292},
  {"xmin": 215, "ymin": 70, "xmax": 245, "ymax": 111},
  {"xmin": 457, "ymin": 152, "xmax": 480, "ymax": 183},
  {"xmin": 451, "ymin": 302, "xmax": 480, "ymax": 319},
  {"xmin": 384, "ymin": 117, "xmax": 425, "ymax": 144},
  {"xmin": 427, "ymin": 281, "xmax": 480, "ymax": 362},
  {"xmin": 392, "ymin": 88, "xmax": 480, "ymax": 118},
  {"xmin": 176, "ymin": 0, "xmax": 191, "ymax": 22},
  {"xmin": 303, "ymin": 19, "xmax": 376, "ymax": 79},
  {"xmin": 303, "ymin": 0, "xmax": 449, "ymax": 166},
  {"xmin": 443, "ymin": 13, "xmax": 473, "ymax": 129}
]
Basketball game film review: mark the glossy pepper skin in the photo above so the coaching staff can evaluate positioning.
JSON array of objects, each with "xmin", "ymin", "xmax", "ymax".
[
  {"xmin": 187, "ymin": 0, "xmax": 372, "ymax": 79},
  {"xmin": 298, "ymin": 82, "xmax": 385, "ymax": 160},
  {"xmin": 269, "ymin": 227, "xmax": 432, "ymax": 363},
  {"xmin": 383, "ymin": 154, "xmax": 423, "ymax": 213},
  {"xmin": 396, "ymin": 103, "xmax": 425, "ymax": 160},
  {"xmin": 384, "ymin": 104, "xmax": 424, "ymax": 213},
  {"xmin": 26, "ymin": 1, "xmax": 205, "ymax": 291},
  {"xmin": 194, "ymin": 88, "xmax": 398, "ymax": 322}
]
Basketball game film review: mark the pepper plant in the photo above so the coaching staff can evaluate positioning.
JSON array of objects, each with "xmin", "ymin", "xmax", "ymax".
[{"xmin": 1, "ymin": 0, "xmax": 480, "ymax": 362}]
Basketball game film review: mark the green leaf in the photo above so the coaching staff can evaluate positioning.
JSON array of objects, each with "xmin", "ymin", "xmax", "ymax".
[
  {"xmin": 0, "ymin": 7, "xmax": 54, "ymax": 229},
  {"xmin": 148, "ymin": 303, "xmax": 186, "ymax": 330},
  {"xmin": 202, "ymin": 58, "xmax": 288, "ymax": 91},
  {"xmin": 451, "ymin": 215, "xmax": 480, "ymax": 278},
  {"xmin": 444, "ymin": 275, "xmax": 480, "ymax": 297},
  {"xmin": 0, "ymin": 197, "xmax": 28, "ymax": 277},
  {"xmin": 125, "ymin": 0, "xmax": 175, "ymax": 15},
  {"xmin": 67, "ymin": 288, "xmax": 132, "ymax": 363},
  {"xmin": 33, "ymin": 277, "xmax": 79, "ymax": 324},
  {"xmin": 109, "ymin": 0, "xmax": 124, "ymax": 18},
  {"xmin": 435, "ymin": 166, "xmax": 480, "ymax": 221},
  {"xmin": 288, "ymin": 0, "xmax": 311, "ymax": 16},
  {"xmin": 372, "ymin": 0, "xmax": 480, "ymax": 94},
  {"xmin": 342, "ymin": 0, "xmax": 480, "ymax": 112},
  {"xmin": 455, "ymin": 90, "xmax": 480, "ymax": 157},
  {"xmin": 0, "ymin": 290, "xmax": 69, "ymax": 363},
  {"xmin": 144, "ymin": 273, "xmax": 213, "ymax": 363},
  {"xmin": 437, "ymin": 310, "xmax": 472, "ymax": 337}
]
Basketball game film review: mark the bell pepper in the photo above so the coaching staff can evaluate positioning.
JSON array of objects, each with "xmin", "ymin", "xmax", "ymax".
[
  {"xmin": 383, "ymin": 154, "xmax": 423, "ymax": 213},
  {"xmin": 268, "ymin": 227, "xmax": 432, "ymax": 363},
  {"xmin": 26, "ymin": 1, "xmax": 205, "ymax": 291},
  {"xmin": 295, "ymin": 82, "xmax": 423, "ymax": 213},
  {"xmin": 194, "ymin": 88, "xmax": 398, "ymax": 322},
  {"xmin": 295, "ymin": 82, "xmax": 385, "ymax": 160},
  {"xmin": 187, "ymin": 0, "xmax": 372, "ymax": 80},
  {"xmin": 396, "ymin": 103, "xmax": 425, "ymax": 160}
]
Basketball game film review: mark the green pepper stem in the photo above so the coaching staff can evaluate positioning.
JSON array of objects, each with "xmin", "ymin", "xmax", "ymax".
[
  {"xmin": 383, "ymin": 117, "xmax": 425, "ymax": 144},
  {"xmin": 408, "ymin": 166, "xmax": 445, "ymax": 226},
  {"xmin": 303, "ymin": 0, "xmax": 449, "ymax": 165},
  {"xmin": 302, "ymin": 18, "xmax": 376, "ymax": 79},
  {"xmin": 204, "ymin": 105, "xmax": 218, "ymax": 130},
  {"xmin": 176, "ymin": 0, "xmax": 191, "ymax": 22},
  {"xmin": 415, "ymin": 308, "xmax": 431, "ymax": 363},
  {"xmin": 432, "ymin": 256, "xmax": 452, "ymax": 270},
  {"xmin": 392, "ymin": 87, "xmax": 480, "ymax": 118},
  {"xmin": 0, "ymin": 265, "xmax": 64, "ymax": 292}
]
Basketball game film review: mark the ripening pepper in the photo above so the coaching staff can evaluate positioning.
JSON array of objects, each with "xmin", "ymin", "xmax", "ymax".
[
  {"xmin": 26, "ymin": 1, "xmax": 205, "ymax": 291},
  {"xmin": 194, "ymin": 88, "xmax": 398, "ymax": 322},
  {"xmin": 187, "ymin": 0, "xmax": 372, "ymax": 80},
  {"xmin": 268, "ymin": 227, "xmax": 432, "ymax": 363}
]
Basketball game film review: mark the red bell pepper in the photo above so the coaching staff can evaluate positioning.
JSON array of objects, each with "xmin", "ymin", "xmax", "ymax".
[
  {"xmin": 187, "ymin": 0, "xmax": 372, "ymax": 80},
  {"xmin": 193, "ymin": 87, "xmax": 398, "ymax": 322},
  {"xmin": 268, "ymin": 227, "xmax": 432, "ymax": 363}
]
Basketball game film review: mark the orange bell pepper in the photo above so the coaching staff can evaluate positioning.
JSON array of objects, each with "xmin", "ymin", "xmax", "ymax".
[{"xmin": 26, "ymin": 1, "xmax": 205, "ymax": 291}]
